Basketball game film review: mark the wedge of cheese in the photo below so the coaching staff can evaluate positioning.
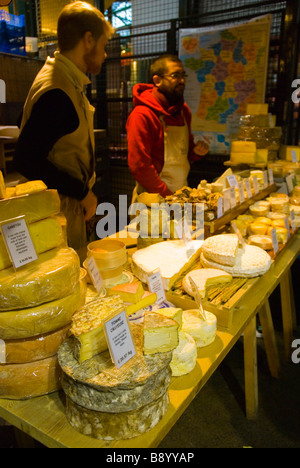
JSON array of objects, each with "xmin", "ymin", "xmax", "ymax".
[
  {"xmin": 202, "ymin": 234, "xmax": 239, "ymax": 267},
  {"xmin": 15, "ymin": 180, "xmax": 47, "ymax": 197},
  {"xmin": 0, "ymin": 170, "xmax": 6, "ymax": 199},
  {"xmin": 132, "ymin": 240, "xmax": 204, "ymax": 290},
  {"xmin": 108, "ymin": 281, "xmax": 144, "ymax": 303},
  {"xmin": 143, "ymin": 311, "xmax": 179, "ymax": 355},
  {"xmin": 182, "ymin": 268, "xmax": 232, "ymax": 298},
  {"xmin": 0, "ymin": 355, "xmax": 61, "ymax": 399},
  {"xmin": 0, "ymin": 189, "xmax": 61, "ymax": 224},
  {"xmin": 0, "ymin": 247, "xmax": 80, "ymax": 311},
  {"xmin": 0, "ymin": 215, "xmax": 66, "ymax": 271},
  {"xmin": 126, "ymin": 291, "xmax": 157, "ymax": 316},
  {"xmin": 200, "ymin": 243, "xmax": 272, "ymax": 278},
  {"xmin": 70, "ymin": 295, "xmax": 125, "ymax": 363},
  {"xmin": 170, "ymin": 331, "xmax": 197, "ymax": 376},
  {"xmin": 182, "ymin": 309, "xmax": 217, "ymax": 348},
  {"xmin": 0, "ymin": 282, "xmax": 84, "ymax": 340},
  {"xmin": 154, "ymin": 307, "xmax": 183, "ymax": 328}
]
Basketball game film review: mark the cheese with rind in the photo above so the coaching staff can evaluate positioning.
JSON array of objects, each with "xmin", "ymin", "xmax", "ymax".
[
  {"xmin": 2, "ymin": 325, "xmax": 70, "ymax": 364},
  {"xmin": 182, "ymin": 268, "xmax": 232, "ymax": 298},
  {"xmin": 0, "ymin": 247, "xmax": 80, "ymax": 311},
  {"xmin": 132, "ymin": 240, "xmax": 204, "ymax": 290},
  {"xmin": 0, "ymin": 282, "xmax": 84, "ymax": 340},
  {"xmin": 0, "ymin": 189, "xmax": 61, "ymax": 224},
  {"xmin": 14, "ymin": 180, "xmax": 47, "ymax": 197},
  {"xmin": 70, "ymin": 295, "xmax": 125, "ymax": 363},
  {"xmin": 200, "ymin": 243, "xmax": 272, "ymax": 277},
  {"xmin": 182, "ymin": 309, "xmax": 217, "ymax": 347},
  {"xmin": 0, "ymin": 215, "xmax": 66, "ymax": 271},
  {"xmin": 202, "ymin": 234, "xmax": 239, "ymax": 267},
  {"xmin": 108, "ymin": 281, "xmax": 144, "ymax": 303},
  {"xmin": 58, "ymin": 324, "xmax": 172, "ymax": 413},
  {"xmin": 65, "ymin": 392, "xmax": 169, "ymax": 440},
  {"xmin": 0, "ymin": 355, "xmax": 61, "ymax": 399},
  {"xmin": 143, "ymin": 311, "xmax": 179, "ymax": 354},
  {"xmin": 170, "ymin": 331, "xmax": 197, "ymax": 376}
]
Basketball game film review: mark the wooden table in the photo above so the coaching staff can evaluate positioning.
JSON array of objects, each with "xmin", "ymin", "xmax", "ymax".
[{"xmin": 0, "ymin": 231, "xmax": 298, "ymax": 448}]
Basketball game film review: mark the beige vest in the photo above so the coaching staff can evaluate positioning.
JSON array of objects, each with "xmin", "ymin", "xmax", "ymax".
[{"xmin": 20, "ymin": 52, "xmax": 95, "ymax": 187}]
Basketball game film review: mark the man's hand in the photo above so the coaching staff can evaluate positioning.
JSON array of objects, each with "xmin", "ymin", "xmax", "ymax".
[{"xmin": 80, "ymin": 190, "xmax": 98, "ymax": 221}]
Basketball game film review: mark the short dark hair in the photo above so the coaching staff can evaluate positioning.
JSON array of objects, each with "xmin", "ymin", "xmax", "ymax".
[
  {"xmin": 57, "ymin": 1, "xmax": 114, "ymax": 52},
  {"xmin": 150, "ymin": 54, "xmax": 183, "ymax": 80}
]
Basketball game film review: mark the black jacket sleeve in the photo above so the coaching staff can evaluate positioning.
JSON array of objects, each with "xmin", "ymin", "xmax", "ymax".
[{"xmin": 14, "ymin": 88, "xmax": 90, "ymax": 201}]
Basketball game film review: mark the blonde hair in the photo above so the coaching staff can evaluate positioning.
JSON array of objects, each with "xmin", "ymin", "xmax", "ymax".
[{"xmin": 57, "ymin": 1, "xmax": 114, "ymax": 52}]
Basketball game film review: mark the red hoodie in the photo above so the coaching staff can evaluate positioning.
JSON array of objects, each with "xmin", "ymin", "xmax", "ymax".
[{"xmin": 126, "ymin": 83, "xmax": 200, "ymax": 197}]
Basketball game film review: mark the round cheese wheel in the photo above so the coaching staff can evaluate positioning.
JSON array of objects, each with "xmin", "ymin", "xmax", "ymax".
[
  {"xmin": 2, "ymin": 325, "xmax": 70, "ymax": 364},
  {"xmin": 0, "ymin": 247, "xmax": 80, "ymax": 311},
  {"xmin": 0, "ymin": 281, "xmax": 85, "ymax": 340},
  {"xmin": 0, "ymin": 355, "xmax": 61, "ymax": 399},
  {"xmin": 248, "ymin": 235, "xmax": 273, "ymax": 251},
  {"xmin": 181, "ymin": 309, "xmax": 217, "ymax": 348},
  {"xmin": 170, "ymin": 331, "xmax": 197, "ymax": 376}
]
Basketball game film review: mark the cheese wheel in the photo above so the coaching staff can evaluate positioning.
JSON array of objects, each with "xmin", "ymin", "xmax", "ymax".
[
  {"xmin": 0, "ymin": 355, "xmax": 61, "ymax": 399},
  {"xmin": 65, "ymin": 392, "xmax": 169, "ymax": 440},
  {"xmin": 2, "ymin": 325, "xmax": 70, "ymax": 364},
  {"xmin": 182, "ymin": 309, "xmax": 217, "ymax": 348},
  {"xmin": 0, "ymin": 247, "xmax": 80, "ymax": 311},
  {"xmin": 202, "ymin": 234, "xmax": 239, "ymax": 267},
  {"xmin": 0, "ymin": 215, "xmax": 66, "ymax": 271},
  {"xmin": 0, "ymin": 281, "xmax": 85, "ymax": 340},
  {"xmin": 0, "ymin": 189, "xmax": 61, "ymax": 224},
  {"xmin": 182, "ymin": 268, "xmax": 232, "ymax": 298}
]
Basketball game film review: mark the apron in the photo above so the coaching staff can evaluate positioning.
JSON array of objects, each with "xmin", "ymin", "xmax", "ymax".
[{"xmin": 132, "ymin": 113, "xmax": 190, "ymax": 204}]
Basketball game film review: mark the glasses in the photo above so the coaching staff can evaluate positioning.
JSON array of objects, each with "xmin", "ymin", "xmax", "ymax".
[{"xmin": 159, "ymin": 72, "xmax": 188, "ymax": 80}]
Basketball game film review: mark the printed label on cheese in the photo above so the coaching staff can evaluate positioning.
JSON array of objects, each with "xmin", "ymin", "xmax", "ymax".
[
  {"xmin": 0, "ymin": 217, "xmax": 38, "ymax": 269},
  {"xmin": 104, "ymin": 310, "xmax": 136, "ymax": 369}
]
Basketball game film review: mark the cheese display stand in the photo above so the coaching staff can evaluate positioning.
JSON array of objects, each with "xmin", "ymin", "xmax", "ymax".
[{"xmin": 0, "ymin": 162, "xmax": 299, "ymax": 447}]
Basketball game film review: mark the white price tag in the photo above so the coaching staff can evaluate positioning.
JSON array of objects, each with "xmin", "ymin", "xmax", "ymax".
[
  {"xmin": 290, "ymin": 210, "xmax": 297, "ymax": 232},
  {"xmin": 86, "ymin": 256, "xmax": 103, "ymax": 293},
  {"xmin": 0, "ymin": 217, "xmax": 38, "ymax": 269},
  {"xmin": 271, "ymin": 228, "xmax": 279, "ymax": 254},
  {"xmin": 263, "ymin": 171, "xmax": 268, "ymax": 188},
  {"xmin": 223, "ymin": 189, "xmax": 231, "ymax": 212},
  {"xmin": 104, "ymin": 310, "xmax": 136, "ymax": 369},
  {"xmin": 227, "ymin": 174, "xmax": 239, "ymax": 188},
  {"xmin": 268, "ymin": 168, "xmax": 274, "ymax": 185},
  {"xmin": 252, "ymin": 176, "xmax": 259, "ymax": 194},
  {"xmin": 284, "ymin": 217, "xmax": 290, "ymax": 240},
  {"xmin": 244, "ymin": 178, "xmax": 252, "ymax": 198},
  {"xmin": 291, "ymin": 150, "xmax": 298, "ymax": 163},
  {"xmin": 0, "ymin": 339, "xmax": 6, "ymax": 364},
  {"xmin": 230, "ymin": 187, "xmax": 237, "ymax": 208},
  {"xmin": 147, "ymin": 269, "xmax": 166, "ymax": 305},
  {"xmin": 238, "ymin": 181, "xmax": 245, "ymax": 204},
  {"xmin": 217, "ymin": 197, "xmax": 223, "ymax": 218},
  {"xmin": 286, "ymin": 174, "xmax": 296, "ymax": 195}
]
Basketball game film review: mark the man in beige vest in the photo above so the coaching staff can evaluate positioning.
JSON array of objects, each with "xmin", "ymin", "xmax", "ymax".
[{"xmin": 14, "ymin": 2, "xmax": 114, "ymax": 262}]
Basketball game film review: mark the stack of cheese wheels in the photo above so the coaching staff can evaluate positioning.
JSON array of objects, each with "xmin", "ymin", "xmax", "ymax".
[
  {"xmin": 0, "ymin": 182, "xmax": 86, "ymax": 399},
  {"xmin": 58, "ymin": 311, "xmax": 174, "ymax": 440}
]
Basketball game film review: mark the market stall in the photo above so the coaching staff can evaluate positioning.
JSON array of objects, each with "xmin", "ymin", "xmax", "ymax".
[{"xmin": 0, "ymin": 158, "xmax": 299, "ymax": 446}]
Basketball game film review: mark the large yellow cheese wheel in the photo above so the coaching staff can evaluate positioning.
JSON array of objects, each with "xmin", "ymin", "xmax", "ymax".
[
  {"xmin": 0, "ymin": 281, "xmax": 85, "ymax": 340},
  {"xmin": 0, "ymin": 189, "xmax": 61, "ymax": 224},
  {"xmin": 0, "ymin": 215, "xmax": 66, "ymax": 271},
  {"xmin": 0, "ymin": 247, "xmax": 80, "ymax": 311},
  {"xmin": 2, "ymin": 325, "xmax": 70, "ymax": 364},
  {"xmin": 0, "ymin": 355, "xmax": 61, "ymax": 399}
]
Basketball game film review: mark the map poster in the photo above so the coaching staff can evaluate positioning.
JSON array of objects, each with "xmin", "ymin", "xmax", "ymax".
[{"xmin": 179, "ymin": 15, "xmax": 272, "ymax": 155}]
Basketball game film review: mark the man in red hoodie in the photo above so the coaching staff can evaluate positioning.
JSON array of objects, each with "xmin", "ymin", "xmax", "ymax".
[{"xmin": 126, "ymin": 54, "xmax": 208, "ymax": 200}]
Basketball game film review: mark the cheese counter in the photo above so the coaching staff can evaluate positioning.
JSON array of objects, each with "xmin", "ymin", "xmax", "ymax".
[{"xmin": 0, "ymin": 230, "xmax": 298, "ymax": 449}]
